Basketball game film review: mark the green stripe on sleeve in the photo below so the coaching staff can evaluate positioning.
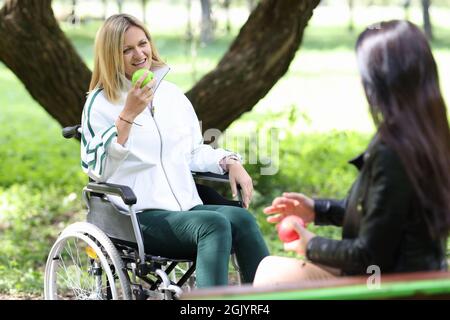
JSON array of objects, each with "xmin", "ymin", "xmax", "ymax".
[
  {"xmin": 86, "ymin": 88, "xmax": 103, "ymax": 137},
  {"xmin": 84, "ymin": 124, "xmax": 117, "ymax": 176},
  {"xmin": 98, "ymin": 129, "xmax": 118, "ymax": 175},
  {"xmin": 86, "ymin": 125, "xmax": 115, "ymax": 154}
]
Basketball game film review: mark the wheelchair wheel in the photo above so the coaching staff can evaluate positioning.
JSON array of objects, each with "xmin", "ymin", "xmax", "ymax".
[{"xmin": 44, "ymin": 222, "xmax": 132, "ymax": 300}]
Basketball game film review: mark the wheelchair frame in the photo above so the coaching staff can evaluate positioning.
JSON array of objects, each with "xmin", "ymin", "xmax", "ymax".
[{"xmin": 44, "ymin": 125, "xmax": 244, "ymax": 300}]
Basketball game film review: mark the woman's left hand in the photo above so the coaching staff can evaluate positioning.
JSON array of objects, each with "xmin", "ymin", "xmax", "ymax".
[
  {"xmin": 228, "ymin": 161, "xmax": 253, "ymax": 209},
  {"xmin": 283, "ymin": 221, "xmax": 316, "ymax": 256}
]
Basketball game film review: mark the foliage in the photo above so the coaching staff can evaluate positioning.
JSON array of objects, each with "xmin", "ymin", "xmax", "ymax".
[
  {"xmin": 0, "ymin": 81, "xmax": 86, "ymax": 293},
  {"xmin": 0, "ymin": 185, "xmax": 84, "ymax": 294},
  {"xmin": 222, "ymin": 109, "xmax": 372, "ymax": 255},
  {"xmin": 0, "ymin": 120, "xmax": 85, "ymax": 191}
]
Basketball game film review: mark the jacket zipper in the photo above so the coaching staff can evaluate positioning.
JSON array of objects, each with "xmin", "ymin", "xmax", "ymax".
[
  {"xmin": 151, "ymin": 105, "xmax": 183, "ymax": 211},
  {"xmin": 147, "ymin": 66, "xmax": 182, "ymax": 210}
]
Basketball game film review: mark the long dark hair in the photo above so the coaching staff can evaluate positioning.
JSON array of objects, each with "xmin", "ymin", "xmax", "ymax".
[{"xmin": 356, "ymin": 20, "xmax": 450, "ymax": 239}]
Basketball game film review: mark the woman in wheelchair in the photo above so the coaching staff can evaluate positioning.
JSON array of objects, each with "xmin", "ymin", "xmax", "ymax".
[{"xmin": 79, "ymin": 14, "xmax": 269, "ymax": 289}]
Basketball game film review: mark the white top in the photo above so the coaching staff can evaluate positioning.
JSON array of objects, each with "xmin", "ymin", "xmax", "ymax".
[{"xmin": 81, "ymin": 66, "xmax": 239, "ymax": 211}]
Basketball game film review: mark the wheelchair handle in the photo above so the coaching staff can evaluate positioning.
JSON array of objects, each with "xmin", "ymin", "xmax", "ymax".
[
  {"xmin": 62, "ymin": 125, "xmax": 81, "ymax": 139},
  {"xmin": 86, "ymin": 182, "xmax": 137, "ymax": 205}
]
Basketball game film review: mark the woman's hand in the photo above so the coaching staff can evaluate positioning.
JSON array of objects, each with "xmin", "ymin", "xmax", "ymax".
[
  {"xmin": 122, "ymin": 73, "xmax": 156, "ymax": 121},
  {"xmin": 227, "ymin": 160, "xmax": 253, "ymax": 209},
  {"xmin": 263, "ymin": 192, "xmax": 315, "ymax": 225},
  {"xmin": 283, "ymin": 220, "xmax": 316, "ymax": 256},
  {"xmin": 116, "ymin": 73, "xmax": 156, "ymax": 145}
]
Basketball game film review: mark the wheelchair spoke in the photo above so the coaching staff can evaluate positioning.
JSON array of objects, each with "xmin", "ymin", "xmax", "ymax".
[
  {"xmin": 53, "ymin": 237, "xmax": 109, "ymax": 299},
  {"xmin": 45, "ymin": 222, "xmax": 133, "ymax": 300}
]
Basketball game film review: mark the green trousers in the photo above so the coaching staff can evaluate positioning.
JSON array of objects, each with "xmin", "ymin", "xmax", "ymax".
[{"xmin": 138, "ymin": 204, "xmax": 269, "ymax": 288}]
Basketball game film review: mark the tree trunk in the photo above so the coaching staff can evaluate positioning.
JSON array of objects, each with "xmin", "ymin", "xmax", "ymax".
[
  {"xmin": 200, "ymin": 0, "xmax": 214, "ymax": 45},
  {"xmin": 247, "ymin": 0, "xmax": 257, "ymax": 12},
  {"xmin": 117, "ymin": 0, "xmax": 123, "ymax": 14},
  {"xmin": 348, "ymin": 0, "xmax": 354, "ymax": 32},
  {"xmin": 69, "ymin": 0, "xmax": 77, "ymax": 25},
  {"xmin": 0, "ymin": 0, "xmax": 91, "ymax": 127},
  {"xmin": 186, "ymin": 0, "xmax": 320, "ymax": 132},
  {"xmin": 102, "ymin": 0, "xmax": 107, "ymax": 20},
  {"xmin": 185, "ymin": 0, "xmax": 193, "ymax": 43},
  {"xmin": 141, "ymin": 0, "xmax": 148, "ymax": 25},
  {"xmin": 421, "ymin": 0, "xmax": 432, "ymax": 39},
  {"xmin": 0, "ymin": 0, "xmax": 320, "ymax": 132},
  {"xmin": 403, "ymin": 0, "xmax": 411, "ymax": 20},
  {"xmin": 223, "ymin": 0, "xmax": 231, "ymax": 34}
]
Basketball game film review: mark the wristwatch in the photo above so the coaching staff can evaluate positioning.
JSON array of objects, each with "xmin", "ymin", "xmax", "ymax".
[
  {"xmin": 226, "ymin": 154, "xmax": 241, "ymax": 163},
  {"xmin": 219, "ymin": 154, "xmax": 241, "ymax": 172}
]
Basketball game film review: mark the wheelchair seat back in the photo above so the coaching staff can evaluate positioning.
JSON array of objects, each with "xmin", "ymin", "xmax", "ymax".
[{"xmin": 87, "ymin": 195, "xmax": 138, "ymax": 244}]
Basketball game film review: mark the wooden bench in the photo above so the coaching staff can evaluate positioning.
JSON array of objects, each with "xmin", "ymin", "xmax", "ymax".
[{"xmin": 182, "ymin": 271, "xmax": 450, "ymax": 300}]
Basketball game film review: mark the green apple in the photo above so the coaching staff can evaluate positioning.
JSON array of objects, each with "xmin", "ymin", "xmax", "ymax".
[{"xmin": 132, "ymin": 69, "xmax": 154, "ymax": 88}]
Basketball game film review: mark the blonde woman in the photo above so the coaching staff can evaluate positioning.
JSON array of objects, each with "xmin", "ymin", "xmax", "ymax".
[{"xmin": 81, "ymin": 14, "xmax": 269, "ymax": 288}]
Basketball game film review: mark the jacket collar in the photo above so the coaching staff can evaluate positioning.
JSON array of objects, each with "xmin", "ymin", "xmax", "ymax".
[
  {"xmin": 348, "ymin": 133, "xmax": 380, "ymax": 171},
  {"xmin": 150, "ymin": 64, "xmax": 171, "ymax": 92},
  {"xmin": 348, "ymin": 152, "xmax": 365, "ymax": 171}
]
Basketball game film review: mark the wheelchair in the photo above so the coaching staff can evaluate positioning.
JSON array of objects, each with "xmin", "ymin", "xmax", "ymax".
[{"xmin": 44, "ymin": 125, "xmax": 244, "ymax": 300}]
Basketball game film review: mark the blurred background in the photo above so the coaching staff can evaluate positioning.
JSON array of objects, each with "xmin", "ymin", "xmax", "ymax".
[{"xmin": 0, "ymin": 0, "xmax": 449, "ymax": 297}]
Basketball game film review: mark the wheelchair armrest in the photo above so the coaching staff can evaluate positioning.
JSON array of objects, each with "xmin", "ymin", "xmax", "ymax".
[
  {"xmin": 191, "ymin": 172, "xmax": 230, "ymax": 183},
  {"xmin": 62, "ymin": 124, "xmax": 81, "ymax": 139},
  {"xmin": 86, "ymin": 182, "xmax": 137, "ymax": 205},
  {"xmin": 191, "ymin": 172, "xmax": 243, "ymax": 204}
]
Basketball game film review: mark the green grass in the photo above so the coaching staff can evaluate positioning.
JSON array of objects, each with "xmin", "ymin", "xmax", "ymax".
[{"xmin": 1, "ymin": 4, "xmax": 450, "ymax": 294}]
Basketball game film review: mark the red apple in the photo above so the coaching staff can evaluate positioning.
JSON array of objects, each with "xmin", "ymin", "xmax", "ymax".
[{"xmin": 276, "ymin": 215, "xmax": 305, "ymax": 243}]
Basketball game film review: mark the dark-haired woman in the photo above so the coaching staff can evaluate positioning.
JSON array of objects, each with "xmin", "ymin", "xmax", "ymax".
[{"xmin": 254, "ymin": 20, "xmax": 450, "ymax": 286}]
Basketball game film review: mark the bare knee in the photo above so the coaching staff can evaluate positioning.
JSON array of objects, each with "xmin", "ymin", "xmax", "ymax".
[
  {"xmin": 253, "ymin": 256, "xmax": 336, "ymax": 287},
  {"xmin": 253, "ymin": 256, "xmax": 291, "ymax": 287}
]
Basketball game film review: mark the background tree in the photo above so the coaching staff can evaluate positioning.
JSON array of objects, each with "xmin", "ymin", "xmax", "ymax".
[
  {"xmin": 421, "ymin": 0, "xmax": 432, "ymax": 39},
  {"xmin": 69, "ymin": 0, "xmax": 78, "ymax": 25},
  {"xmin": 247, "ymin": 0, "xmax": 257, "ymax": 12},
  {"xmin": 403, "ymin": 0, "xmax": 411, "ymax": 20},
  {"xmin": 200, "ymin": 0, "xmax": 215, "ymax": 45},
  {"xmin": 221, "ymin": 0, "xmax": 232, "ymax": 34},
  {"xmin": 186, "ymin": 0, "xmax": 321, "ymax": 131},
  {"xmin": 185, "ymin": 0, "xmax": 194, "ymax": 45},
  {"xmin": 141, "ymin": 0, "xmax": 149, "ymax": 24},
  {"xmin": 0, "ymin": 0, "xmax": 320, "ymax": 132},
  {"xmin": 102, "ymin": 0, "xmax": 107, "ymax": 20},
  {"xmin": 348, "ymin": 0, "xmax": 354, "ymax": 32},
  {"xmin": 0, "ymin": 0, "xmax": 91, "ymax": 128},
  {"xmin": 116, "ymin": 0, "xmax": 123, "ymax": 14}
]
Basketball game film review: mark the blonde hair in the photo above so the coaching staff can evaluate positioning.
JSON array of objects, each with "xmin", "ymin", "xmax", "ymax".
[{"xmin": 89, "ymin": 14, "xmax": 165, "ymax": 103}]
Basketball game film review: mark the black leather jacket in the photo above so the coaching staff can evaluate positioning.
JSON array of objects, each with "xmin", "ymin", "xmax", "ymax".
[{"xmin": 306, "ymin": 138, "xmax": 448, "ymax": 275}]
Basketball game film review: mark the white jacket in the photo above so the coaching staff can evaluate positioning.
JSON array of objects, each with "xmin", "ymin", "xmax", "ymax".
[{"xmin": 81, "ymin": 66, "xmax": 237, "ymax": 212}]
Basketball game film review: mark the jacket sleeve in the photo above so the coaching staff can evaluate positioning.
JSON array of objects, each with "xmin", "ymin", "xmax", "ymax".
[
  {"xmin": 306, "ymin": 146, "xmax": 411, "ymax": 274},
  {"xmin": 313, "ymin": 198, "xmax": 347, "ymax": 226},
  {"xmin": 181, "ymin": 94, "xmax": 241, "ymax": 174},
  {"xmin": 80, "ymin": 92, "xmax": 130, "ymax": 182}
]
